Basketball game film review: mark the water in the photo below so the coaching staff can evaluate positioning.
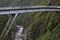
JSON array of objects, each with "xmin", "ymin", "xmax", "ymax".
[{"xmin": 15, "ymin": 25, "xmax": 24, "ymax": 40}]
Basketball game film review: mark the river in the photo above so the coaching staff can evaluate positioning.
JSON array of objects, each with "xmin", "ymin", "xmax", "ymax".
[{"xmin": 15, "ymin": 25, "xmax": 24, "ymax": 40}]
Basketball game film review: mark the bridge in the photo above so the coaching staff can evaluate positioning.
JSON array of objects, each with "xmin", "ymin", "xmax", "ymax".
[{"xmin": 0, "ymin": 6, "xmax": 60, "ymax": 15}]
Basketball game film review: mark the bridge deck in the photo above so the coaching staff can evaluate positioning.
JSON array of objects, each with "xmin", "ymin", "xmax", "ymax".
[{"xmin": 0, "ymin": 6, "xmax": 60, "ymax": 15}]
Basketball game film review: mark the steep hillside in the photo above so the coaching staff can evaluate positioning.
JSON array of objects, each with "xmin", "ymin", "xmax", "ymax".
[
  {"xmin": 16, "ymin": 12, "xmax": 60, "ymax": 40},
  {"xmin": 16, "ymin": 0, "xmax": 60, "ymax": 40},
  {"xmin": 0, "ymin": 0, "xmax": 60, "ymax": 40}
]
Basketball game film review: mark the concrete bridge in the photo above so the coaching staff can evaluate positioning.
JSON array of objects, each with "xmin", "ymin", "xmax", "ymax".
[{"xmin": 0, "ymin": 6, "xmax": 60, "ymax": 15}]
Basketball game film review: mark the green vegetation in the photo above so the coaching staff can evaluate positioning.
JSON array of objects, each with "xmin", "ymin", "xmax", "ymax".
[
  {"xmin": 16, "ymin": 12, "xmax": 60, "ymax": 40},
  {"xmin": 0, "ymin": 0, "xmax": 60, "ymax": 40}
]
